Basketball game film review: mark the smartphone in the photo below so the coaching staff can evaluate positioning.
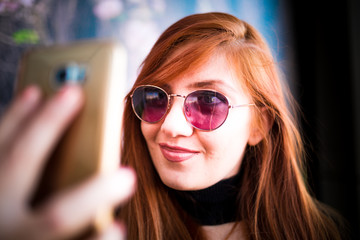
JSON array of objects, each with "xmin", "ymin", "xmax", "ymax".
[{"xmin": 16, "ymin": 40, "xmax": 127, "ymax": 235}]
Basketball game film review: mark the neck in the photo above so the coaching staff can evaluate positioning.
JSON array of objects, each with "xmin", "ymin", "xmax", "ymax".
[
  {"xmin": 170, "ymin": 172, "xmax": 242, "ymax": 226},
  {"xmin": 202, "ymin": 222, "xmax": 249, "ymax": 240}
]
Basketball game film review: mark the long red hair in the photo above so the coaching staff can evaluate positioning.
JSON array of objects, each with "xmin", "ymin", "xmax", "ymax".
[{"xmin": 118, "ymin": 12, "xmax": 342, "ymax": 239}]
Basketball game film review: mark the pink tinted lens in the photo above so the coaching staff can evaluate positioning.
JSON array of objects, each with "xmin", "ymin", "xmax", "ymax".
[
  {"xmin": 184, "ymin": 90, "xmax": 229, "ymax": 130},
  {"xmin": 132, "ymin": 86, "xmax": 168, "ymax": 122}
]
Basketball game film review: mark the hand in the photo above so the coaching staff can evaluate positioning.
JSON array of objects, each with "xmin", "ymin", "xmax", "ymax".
[{"xmin": 0, "ymin": 85, "xmax": 136, "ymax": 240}]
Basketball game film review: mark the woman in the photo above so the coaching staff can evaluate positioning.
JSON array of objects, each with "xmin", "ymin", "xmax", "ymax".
[
  {"xmin": 0, "ymin": 12, "xmax": 343, "ymax": 240},
  {"xmin": 118, "ymin": 12, "xmax": 343, "ymax": 239}
]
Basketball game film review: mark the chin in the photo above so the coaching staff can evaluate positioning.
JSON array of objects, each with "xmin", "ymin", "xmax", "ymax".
[
  {"xmin": 160, "ymin": 175, "xmax": 216, "ymax": 191},
  {"xmin": 165, "ymin": 183, "xmax": 206, "ymax": 191}
]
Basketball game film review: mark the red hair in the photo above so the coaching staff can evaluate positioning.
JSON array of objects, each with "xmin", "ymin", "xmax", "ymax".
[{"xmin": 118, "ymin": 12, "xmax": 343, "ymax": 239}]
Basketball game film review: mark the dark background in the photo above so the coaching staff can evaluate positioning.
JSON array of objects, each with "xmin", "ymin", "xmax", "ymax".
[{"xmin": 289, "ymin": 0, "xmax": 360, "ymax": 238}]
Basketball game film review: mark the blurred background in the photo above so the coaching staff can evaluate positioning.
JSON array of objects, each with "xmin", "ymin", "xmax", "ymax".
[{"xmin": 0, "ymin": 0, "xmax": 359, "ymax": 238}]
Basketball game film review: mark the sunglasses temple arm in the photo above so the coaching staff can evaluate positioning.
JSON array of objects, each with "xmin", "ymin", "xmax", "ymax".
[{"xmin": 230, "ymin": 103, "xmax": 256, "ymax": 108}]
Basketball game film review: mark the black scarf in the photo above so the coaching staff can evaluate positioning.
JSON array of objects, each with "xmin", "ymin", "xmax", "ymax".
[{"xmin": 170, "ymin": 171, "xmax": 241, "ymax": 226}]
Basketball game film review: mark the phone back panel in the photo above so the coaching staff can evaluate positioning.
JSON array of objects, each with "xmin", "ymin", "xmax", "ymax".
[{"xmin": 16, "ymin": 40, "xmax": 127, "ymax": 231}]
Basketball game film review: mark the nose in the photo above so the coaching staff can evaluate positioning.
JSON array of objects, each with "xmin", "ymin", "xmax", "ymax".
[{"xmin": 160, "ymin": 96, "xmax": 193, "ymax": 137}]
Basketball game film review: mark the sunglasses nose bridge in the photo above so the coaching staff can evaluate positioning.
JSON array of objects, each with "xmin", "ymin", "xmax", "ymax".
[
  {"xmin": 168, "ymin": 93, "xmax": 186, "ymax": 107},
  {"xmin": 167, "ymin": 93, "xmax": 194, "ymax": 126},
  {"xmin": 169, "ymin": 93, "xmax": 185, "ymax": 99},
  {"xmin": 160, "ymin": 93, "xmax": 194, "ymax": 136}
]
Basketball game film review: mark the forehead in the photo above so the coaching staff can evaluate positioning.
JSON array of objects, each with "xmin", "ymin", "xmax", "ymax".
[{"xmin": 167, "ymin": 52, "xmax": 247, "ymax": 97}]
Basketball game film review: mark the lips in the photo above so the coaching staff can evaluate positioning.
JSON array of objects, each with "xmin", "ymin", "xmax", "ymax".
[{"xmin": 159, "ymin": 143, "xmax": 199, "ymax": 162}]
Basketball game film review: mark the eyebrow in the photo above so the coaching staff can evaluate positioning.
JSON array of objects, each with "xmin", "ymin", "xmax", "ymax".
[{"xmin": 186, "ymin": 79, "xmax": 237, "ymax": 93}]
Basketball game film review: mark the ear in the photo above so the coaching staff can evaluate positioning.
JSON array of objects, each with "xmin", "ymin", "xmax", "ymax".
[{"xmin": 248, "ymin": 107, "xmax": 273, "ymax": 146}]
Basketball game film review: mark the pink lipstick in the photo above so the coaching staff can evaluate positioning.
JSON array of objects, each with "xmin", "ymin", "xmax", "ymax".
[{"xmin": 159, "ymin": 143, "xmax": 199, "ymax": 162}]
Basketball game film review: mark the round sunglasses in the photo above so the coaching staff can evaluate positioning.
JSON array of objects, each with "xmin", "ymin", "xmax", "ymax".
[{"xmin": 130, "ymin": 85, "xmax": 255, "ymax": 131}]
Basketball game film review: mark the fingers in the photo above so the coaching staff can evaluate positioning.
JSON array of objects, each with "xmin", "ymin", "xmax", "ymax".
[
  {"xmin": 0, "ymin": 85, "xmax": 84, "ymax": 203},
  {"xmin": 36, "ymin": 167, "xmax": 136, "ymax": 240},
  {"xmin": 0, "ymin": 86, "xmax": 41, "ymax": 219},
  {"xmin": 0, "ymin": 85, "xmax": 41, "ymax": 149},
  {"xmin": 90, "ymin": 222, "xmax": 126, "ymax": 240},
  {"xmin": 0, "ymin": 84, "xmax": 136, "ymax": 240}
]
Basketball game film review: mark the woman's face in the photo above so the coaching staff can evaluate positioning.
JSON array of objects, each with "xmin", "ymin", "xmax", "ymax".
[{"xmin": 141, "ymin": 52, "xmax": 255, "ymax": 190}]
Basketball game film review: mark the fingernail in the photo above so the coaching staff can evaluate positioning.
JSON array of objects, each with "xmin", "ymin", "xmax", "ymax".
[
  {"xmin": 118, "ymin": 167, "xmax": 136, "ymax": 187},
  {"xmin": 56, "ymin": 85, "xmax": 83, "ymax": 105},
  {"xmin": 21, "ymin": 85, "xmax": 41, "ymax": 103},
  {"xmin": 112, "ymin": 168, "xmax": 137, "ymax": 198}
]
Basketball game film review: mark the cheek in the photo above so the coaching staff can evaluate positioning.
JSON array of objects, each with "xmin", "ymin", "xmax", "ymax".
[
  {"xmin": 203, "ymin": 127, "xmax": 248, "ymax": 159},
  {"xmin": 221, "ymin": 109, "xmax": 252, "ymax": 145},
  {"xmin": 203, "ymin": 110, "xmax": 252, "ymax": 163},
  {"xmin": 141, "ymin": 122, "xmax": 159, "ymax": 147}
]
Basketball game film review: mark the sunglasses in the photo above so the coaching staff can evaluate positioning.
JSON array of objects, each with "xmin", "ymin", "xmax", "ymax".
[{"xmin": 130, "ymin": 85, "xmax": 255, "ymax": 131}]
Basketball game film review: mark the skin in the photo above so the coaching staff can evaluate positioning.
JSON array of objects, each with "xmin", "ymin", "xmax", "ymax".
[
  {"xmin": 202, "ymin": 222, "xmax": 249, "ymax": 240},
  {"xmin": 141, "ymin": 52, "xmax": 260, "ymax": 191},
  {"xmin": 0, "ymin": 85, "xmax": 136, "ymax": 240}
]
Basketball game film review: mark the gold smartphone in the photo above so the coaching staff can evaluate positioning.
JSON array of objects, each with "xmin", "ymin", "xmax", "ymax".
[{"xmin": 16, "ymin": 40, "xmax": 127, "ymax": 235}]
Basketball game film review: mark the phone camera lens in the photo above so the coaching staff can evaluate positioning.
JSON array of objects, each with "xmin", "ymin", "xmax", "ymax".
[
  {"xmin": 53, "ymin": 63, "xmax": 86, "ymax": 88},
  {"xmin": 55, "ymin": 68, "xmax": 67, "ymax": 85}
]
